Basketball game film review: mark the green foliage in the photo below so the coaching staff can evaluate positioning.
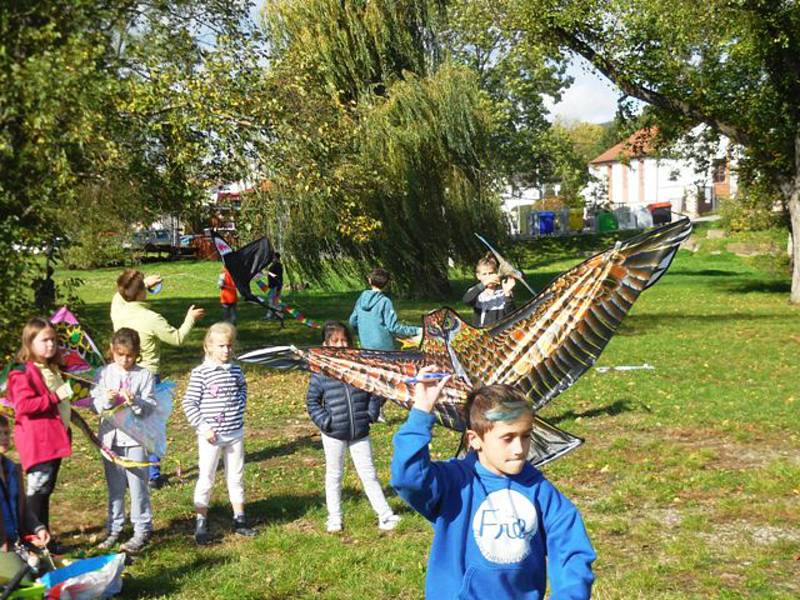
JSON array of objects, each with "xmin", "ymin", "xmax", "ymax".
[
  {"xmin": 255, "ymin": 0, "xmax": 509, "ymax": 296},
  {"xmin": 720, "ymin": 182, "xmax": 785, "ymax": 233},
  {"xmin": 0, "ymin": 1, "xmax": 269, "ymax": 358}
]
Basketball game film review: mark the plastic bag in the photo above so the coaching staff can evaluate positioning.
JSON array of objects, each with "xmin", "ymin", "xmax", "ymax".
[{"xmin": 39, "ymin": 554, "xmax": 124, "ymax": 599}]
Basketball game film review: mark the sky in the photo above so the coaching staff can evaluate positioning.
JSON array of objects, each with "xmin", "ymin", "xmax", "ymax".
[{"xmin": 544, "ymin": 56, "xmax": 625, "ymax": 124}]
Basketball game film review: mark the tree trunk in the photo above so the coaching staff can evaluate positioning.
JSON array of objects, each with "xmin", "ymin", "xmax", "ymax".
[{"xmin": 788, "ymin": 189, "xmax": 800, "ymax": 304}]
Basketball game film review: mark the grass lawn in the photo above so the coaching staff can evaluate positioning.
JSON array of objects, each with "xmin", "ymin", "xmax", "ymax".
[{"xmin": 44, "ymin": 226, "xmax": 799, "ymax": 599}]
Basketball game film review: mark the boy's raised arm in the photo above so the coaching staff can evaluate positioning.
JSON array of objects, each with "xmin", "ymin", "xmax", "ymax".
[{"xmin": 390, "ymin": 370, "xmax": 451, "ymax": 521}]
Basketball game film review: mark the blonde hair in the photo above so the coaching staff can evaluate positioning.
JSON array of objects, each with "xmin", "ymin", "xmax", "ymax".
[
  {"xmin": 17, "ymin": 316, "xmax": 62, "ymax": 369},
  {"xmin": 203, "ymin": 322, "xmax": 237, "ymax": 356}
]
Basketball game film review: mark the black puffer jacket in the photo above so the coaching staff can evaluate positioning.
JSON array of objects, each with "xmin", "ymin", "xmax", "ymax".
[{"xmin": 305, "ymin": 373, "xmax": 381, "ymax": 441}]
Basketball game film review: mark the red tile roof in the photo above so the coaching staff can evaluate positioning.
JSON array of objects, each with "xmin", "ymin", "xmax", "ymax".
[{"xmin": 590, "ymin": 127, "xmax": 658, "ymax": 165}]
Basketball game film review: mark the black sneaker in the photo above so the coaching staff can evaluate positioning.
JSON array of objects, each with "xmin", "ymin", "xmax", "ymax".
[
  {"xmin": 46, "ymin": 541, "xmax": 72, "ymax": 555},
  {"xmin": 195, "ymin": 520, "xmax": 212, "ymax": 545},
  {"xmin": 120, "ymin": 532, "xmax": 150, "ymax": 554},
  {"xmin": 148, "ymin": 475, "xmax": 166, "ymax": 490},
  {"xmin": 232, "ymin": 517, "xmax": 256, "ymax": 537}
]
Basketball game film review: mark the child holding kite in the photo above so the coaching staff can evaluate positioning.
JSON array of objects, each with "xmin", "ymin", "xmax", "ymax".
[
  {"xmin": 305, "ymin": 321, "xmax": 401, "ymax": 533},
  {"xmin": 391, "ymin": 369, "xmax": 596, "ymax": 599},
  {"xmin": 91, "ymin": 328, "xmax": 156, "ymax": 554},
  {"xmin": 463, "ymin": 253, "xmax": 516, "ymax": 328},
  {"xmin": 5, "ymin": 317, "xmax": 73, "ymax": 554},
  {"xmin": 182, "ymin": 322, "xmax": 255, "ymax": 545}
]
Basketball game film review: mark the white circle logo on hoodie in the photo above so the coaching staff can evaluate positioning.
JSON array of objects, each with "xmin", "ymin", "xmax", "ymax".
[{"xmin": 472, "ymin": 489, "xmax": 538, "ymax": 564}]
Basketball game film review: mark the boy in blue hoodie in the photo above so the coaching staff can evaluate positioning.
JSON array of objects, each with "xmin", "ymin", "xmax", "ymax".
[
  {"xmin": 391, "ymin": 369, "xmax": 595, "ymax": 599},
  {"xmin": 349, "ymin": 267, "xmax": 421, "ymax": 351}
]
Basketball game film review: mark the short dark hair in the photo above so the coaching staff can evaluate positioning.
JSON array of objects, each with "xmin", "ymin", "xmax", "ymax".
[
  {"xmin": 465, "ymin": 384, "xmax": 531, "ymax": 437},
  {"xmin": 368, "ymin": 267, "xmax": 390, "ymax": 289},
  {"xmin": 110, "ymin": 327, "xmax": 141, "ymax": 357},
  {"xmin": 322, "ymin": 320, "xmax": 352, "ymax": 346},
  {"xmin": 116, "ymin": 269, "xmax": 145, "ymax": 302}
]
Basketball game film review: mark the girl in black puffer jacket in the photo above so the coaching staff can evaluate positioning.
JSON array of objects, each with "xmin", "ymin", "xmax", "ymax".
[{"xmin": 306, "ymin": 321, "xmax": 401, "ymax": 533}]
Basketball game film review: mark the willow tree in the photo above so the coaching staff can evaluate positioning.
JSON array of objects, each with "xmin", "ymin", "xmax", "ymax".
[{"xmin": 257, "ymin": 0, "xmax": 508, "ymax": 296}]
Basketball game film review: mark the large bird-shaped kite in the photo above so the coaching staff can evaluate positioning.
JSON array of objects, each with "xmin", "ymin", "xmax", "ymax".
[{"xmin": 241, "ymin": 218, "xmax": 692, "ymax": 466}]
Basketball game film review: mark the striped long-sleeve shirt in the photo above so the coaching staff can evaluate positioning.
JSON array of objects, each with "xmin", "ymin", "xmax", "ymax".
[{"xmin": 182, "ymin": 361, "xmax": 247, "ymax": 436}]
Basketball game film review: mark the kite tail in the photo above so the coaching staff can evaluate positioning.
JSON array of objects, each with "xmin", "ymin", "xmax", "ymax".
[
  {"xmin": 253, "ymin": 276, "xmax": 320, "ymax": 329},
  {"xmin": 238, "ymin": 345, "xmax": 307, "ymax": 370}
]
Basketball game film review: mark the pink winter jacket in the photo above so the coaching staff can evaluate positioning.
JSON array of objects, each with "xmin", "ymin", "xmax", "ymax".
[{"xmin": 7, "ymin": 362, "xmax": 72, "ymax": 471}]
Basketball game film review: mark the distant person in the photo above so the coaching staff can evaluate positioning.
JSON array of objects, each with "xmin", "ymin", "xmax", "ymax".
[
  {"xmin": 91, "ymin": 328, "xmax": 156, "ymax": 554},
  {"xmin": 349, "ymin": 267, "xmax": 421, "ymax": 421},
  {"xmin": 182, "ymin": 323, "xmax": 256, "ymax": 545},
  {"xmin": 463, "ymin": 253, "xmax": 516, "ymax": 328},
  {"xmin": 33, "ymin": 265, "xmax": 56, "ymax": 312},
  {"xmin": 111, "ymin": 268, "xmax": 205, "ymax": 488},
  {"xmin": 305, "ymin": 321, "xmax": 401, "ymax": 533},
  {"xmin": 267, "ymin": 252, "xmax": 283, "ymax": 309},
  {"xmin": 391, "ymin": 370, "xmax": 596, "ymax": 599},
  {"xmin": 218, "ymin": 268, "xmax": 238, "ymax": 325},
  {"xmin": 349, "ymin": 267, "xmax": 421, "ymax": 351}
]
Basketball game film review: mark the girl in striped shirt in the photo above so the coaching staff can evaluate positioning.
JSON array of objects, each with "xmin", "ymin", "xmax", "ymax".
[{"xmin": 182, "ymin": 322, "xmax": 255, "ymax": 544}]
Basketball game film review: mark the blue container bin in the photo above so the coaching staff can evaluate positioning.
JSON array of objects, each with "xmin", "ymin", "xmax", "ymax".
[{"xmin": 538, "ymin": 211, "xmax": 555, "ymax": 235}]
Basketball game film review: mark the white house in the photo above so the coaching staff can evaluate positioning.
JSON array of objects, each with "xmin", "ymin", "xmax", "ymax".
[{"xmin": 583, "ymin": 126, "xmax": 737, "ymax": 218}]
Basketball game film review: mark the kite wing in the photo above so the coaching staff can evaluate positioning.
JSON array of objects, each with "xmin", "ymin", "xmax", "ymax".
[
  {"xmin": 211, "ymin": 231, "xmax": 274, "ymax": 304},
  {"xmin": 441, "ymin": 218, "xmax": 692, "ymax": 409},
  {"xmin": 240, "ymin": 343, "xmax": 583, "ymax": 467}
]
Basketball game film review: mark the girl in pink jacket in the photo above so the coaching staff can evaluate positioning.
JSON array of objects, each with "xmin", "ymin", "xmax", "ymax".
[{"xmin": 6, "ymin": 317, "xmax": 72, "ymax": 553}]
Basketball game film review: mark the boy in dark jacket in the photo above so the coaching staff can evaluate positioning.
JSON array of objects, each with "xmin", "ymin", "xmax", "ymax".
[
  {"xmin": 463, "ymin": 253, "xmax": 516, "ymax": 328},
  {"xmin": 391, "ymin": 369, "xmax": 595, "ymax": 600},
  {"xmin": 305, "ymin": 321, "xmax": 401, "ymax": 533}
]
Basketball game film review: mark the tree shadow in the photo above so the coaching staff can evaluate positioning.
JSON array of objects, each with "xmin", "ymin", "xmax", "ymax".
[
  {"xmin": 724, "ymin": 280, "xmax": 791, "ymax": 295},
  {"xmin": 668, "ymin": 268, "xmax": 741, "ymax": 277},
  {"xmin": 546, "ymin": 399, "xmax": 640, "ymax": 425}
]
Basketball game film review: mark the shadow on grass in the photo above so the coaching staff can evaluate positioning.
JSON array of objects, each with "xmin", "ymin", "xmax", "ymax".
[
  {"xmin": 122, "ymin": 553, "xmax": 230, "ymax": 598},
  {"xmin": 547, "ymin": 399, "xmax": 640, "ymax": 425},
  {"xmin": 244, "ymin": 433, "xmax": 319, "ymax": 464},
  {"xmin": 724, "ymin": 280, "xmax": 791, "ymax": 295},
  {"xmin": 668, "ymin": 268, "xmax": 741, "ymax": 277}
]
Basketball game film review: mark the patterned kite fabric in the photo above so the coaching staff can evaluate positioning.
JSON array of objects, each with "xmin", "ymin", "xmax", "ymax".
[
  {"xmin": 253, "ymin": 277, "xmax": 321, "ymax": 328},
  {"xmin": 240, "ymin": 218, "xmax": 692, "ymax": 466}
]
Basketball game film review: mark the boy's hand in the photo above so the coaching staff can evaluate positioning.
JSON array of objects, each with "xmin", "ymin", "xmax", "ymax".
[
  {"xmin": 502, "ymin": 276, "xmax": 516, "ymax": 296},
  {"xmin": 412, "ymin": 365, "xmax": 450, "ymax": 413},
  {"xmin": 479, "ymin": 272, "xmax": 501, "ymax": 288}
]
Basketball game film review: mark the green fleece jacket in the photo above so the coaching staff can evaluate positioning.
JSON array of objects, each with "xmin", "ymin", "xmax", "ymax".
[{"xmin": 110, "ymin": 292, "xmax": 196, "ymax": 375}]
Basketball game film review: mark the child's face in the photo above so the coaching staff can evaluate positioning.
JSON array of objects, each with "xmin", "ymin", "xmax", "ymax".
[
  {"xmin": 0, "ymin": 426, "xmax": 9, "ymax": 454},
  {"xmin": 324, "ymin": 330, "xmax": 349, "ymax": 348},
  {"xmin": 31, "ymin": 327, "xmax": 58, "ymax": 362},
  {"xmin": 206, "ymin": 334, "xmax": 233, "ymax": 364},
  {"xmin": 468, "ymin": 413, "xmax": 533, "ymax": 476},
  {"xmin": 476, "ymin": 265, "xmax": 499, "ymax": 288},
  {"xmin": 112, "ymin": 345, "xmax": 138, "ymax": 371}
]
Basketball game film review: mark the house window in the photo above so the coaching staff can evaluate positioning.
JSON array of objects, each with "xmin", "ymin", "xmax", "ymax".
[{"xmin": 712, "ymin": 159, "xmax": 726, "ymax": 183}]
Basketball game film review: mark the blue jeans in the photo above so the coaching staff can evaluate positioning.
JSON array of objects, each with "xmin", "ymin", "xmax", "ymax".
[{"xmin": 149, "ymin": 374, "xmax": 162, "ymax": 481}]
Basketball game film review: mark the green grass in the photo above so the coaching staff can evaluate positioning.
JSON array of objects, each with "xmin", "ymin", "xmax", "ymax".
[{"xmin": 44, "ymin": 229, "xmax": 799, "ymax": 599}]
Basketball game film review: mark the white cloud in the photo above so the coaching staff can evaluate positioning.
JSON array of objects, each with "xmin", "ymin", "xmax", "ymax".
[{"xmin": 543, "ymin": 57, "xmax": 642, "ymax": 124}]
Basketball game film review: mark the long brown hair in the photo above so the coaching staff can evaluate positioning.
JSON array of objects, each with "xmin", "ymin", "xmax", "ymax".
[
  {"xmin": 17, "ymin": 316, "xmax": 62, "ymax": 369},
  {"xmin": 117, "ymin": 268, "xmax": 145, "ymax": 302}
]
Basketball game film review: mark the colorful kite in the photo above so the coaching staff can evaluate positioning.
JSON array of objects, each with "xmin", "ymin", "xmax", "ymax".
[{"xmin": 241, "ymin": 218, "xmax": 693, "ymax": 466}]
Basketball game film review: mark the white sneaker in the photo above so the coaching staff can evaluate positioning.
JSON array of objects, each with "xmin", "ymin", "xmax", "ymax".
[
  {"xmin": 378, "ymin": 514, "xmax": 401, "ymax": 531},
  {"xmin": 326, "ymin": 521, "xmax": 342, "ymax": 533}
]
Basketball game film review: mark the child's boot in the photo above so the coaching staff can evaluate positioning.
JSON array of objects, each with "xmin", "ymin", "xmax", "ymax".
[
  {"xmin": 232, "ymin": 514, "xmax": 256, "ymax": 537},
  {"xmin": 195, "ymin": 516, "xmax": 212, "ymax": 545}
]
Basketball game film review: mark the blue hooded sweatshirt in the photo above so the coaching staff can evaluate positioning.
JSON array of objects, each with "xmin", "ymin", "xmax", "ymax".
[
  {"xmin": 391, "ymin": 409, "xmax": 596, "ymax": 600},
  {"xmin": 348, "ymin": 289, "xmax": 421, "ymax": 350}
]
